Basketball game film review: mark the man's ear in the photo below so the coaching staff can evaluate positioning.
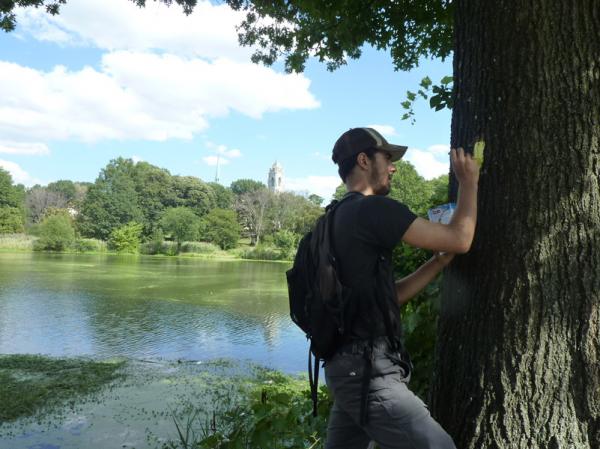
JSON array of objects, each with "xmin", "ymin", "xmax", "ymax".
[{"xmin": 356, "ymin": 152, "xmax": 370, "ymax": 169}]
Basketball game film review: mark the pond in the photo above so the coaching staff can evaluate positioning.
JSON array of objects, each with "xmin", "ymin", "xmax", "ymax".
[{"xmin": 0, "ymin": 252, "xmax": 307, "ymax": 373}]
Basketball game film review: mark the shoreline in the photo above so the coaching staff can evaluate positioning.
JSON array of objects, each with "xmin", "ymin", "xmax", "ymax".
[
  {"xmin": 0, "ymin": 247, "xmax": 293, "ymax": 264},
  {"xmin": 0, "ymin": 354, "xmax": 313, "ymax": 449}
]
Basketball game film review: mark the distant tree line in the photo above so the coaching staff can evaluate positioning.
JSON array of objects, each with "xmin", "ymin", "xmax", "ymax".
[{"xmin": 0, "ymin": 159, "xmax": 326, "ymax": 258}]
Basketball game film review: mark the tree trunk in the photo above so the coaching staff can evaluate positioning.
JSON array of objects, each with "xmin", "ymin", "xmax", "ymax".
[{"xmin": 431, "ymin": 1, "xmax": 600, "ymax": 448}]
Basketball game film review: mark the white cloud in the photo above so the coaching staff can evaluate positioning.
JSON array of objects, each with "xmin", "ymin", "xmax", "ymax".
[
  {"xmin": 131, "ymin": 155, "xmax": 144, "ymax": 163},
  {"xmin": 15, "ymin": 0, "xmax": 256, "ymax": 62},
  {"xmin": 216, "ymin": 147, "xmax": 242, "ymax": 159},
  {"xmin": 203, "ymin": 142, "xmax": 242, "ymax": 167},
  {"xmin": 285, "ymin": 175, "xmax": 341, "ymax": 202},
  {"xmin": 0, "ymin": 159, "xmax": 41, "ymax": 186},
  {"xmin": 0, "ymin": 141, "xmax": 50, "ymax": 155},
  {"xmin": 404, "ymin": 148, "xmax": 449, "ymax": 180},
  {"xmin": 312, "ymin": 152, "xmax": 330, "ymax": 161},
  {"xmin": 0, "ymin": 53, "xmax": 319, "ymax": 143},
  {"xmin": 367, "ymin": 124, "xmax": 398, "ymax": 138},
  {"xmin": 427, "ymin": 144, "xmax": 450, "ymax": 157},
  {"xmin": 203, "ymin": 156, "xmax": 230, "ymax": 167}
]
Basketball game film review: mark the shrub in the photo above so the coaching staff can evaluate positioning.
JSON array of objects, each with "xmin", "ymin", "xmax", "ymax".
[
  {"xmin": 108, "ymin": 222, "xmax": 143, "ymax": 253},
  {"xmin": 202, "ymin": 208, "xmax": 241, "ymax": 250},
  {"xmin": 72, "ymin": 238, "xmax": 106, "ymax": 252},
  {"xmin": 273, "ymin": 230, "xmax": 299, "ymax": 251},
  {"xmin": 240, "ymin": 245, "xmax": 287, "ymax": 261},
  {"xmin": 160, "ymin": 241, "xmax": 179, "ymax": 256},
  {"xmin": 180, "ymin": 241, "xmax": 219, "ymax": 254},
  {"xmin": 34, "ymin": 213, "xmax": 75, "ymax": 251},
  {"xmin": 141, "ymin": 229, "xmax": 164, "ymax": 255},
  {"xmin": 165, "ymin": 370, "xmax": 331, "ymax": 449}
]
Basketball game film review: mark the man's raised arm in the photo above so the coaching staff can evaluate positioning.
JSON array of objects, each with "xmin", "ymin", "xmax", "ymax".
[{"xmin": 402, "ymin": 148, "xmax": 480, "ymax": 254}]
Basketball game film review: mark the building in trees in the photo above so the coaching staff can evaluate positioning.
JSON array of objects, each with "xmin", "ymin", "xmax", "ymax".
[{"xmin": 267, "ymin": 161, "xmax": 284, "ymax": 193}]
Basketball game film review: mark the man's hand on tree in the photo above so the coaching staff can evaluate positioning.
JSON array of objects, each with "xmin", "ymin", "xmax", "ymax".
[{"xmin": 451, "ymin": 147, "xmax": 480, "ymax": 186}]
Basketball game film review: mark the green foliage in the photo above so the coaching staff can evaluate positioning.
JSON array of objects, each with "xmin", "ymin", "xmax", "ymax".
[
  {"xmin": 142, "ymin": 228, "xmax": 165, "ymax": 255},
  {"xmin": 273, "ymin": 229, "xmax": 299, "ymax": 258},
  {"xmin": 224, "ymin": 0, "xmax": 453, "ymax": 73},
  {"xmin": 160, "ymin": 207, "xmax": 201, "ymax": 248},
  {"xmin": 0, "ymin": 1, "xmax": 67, "ymax": 32},
  {"xmin": 230, "ymin": 178, "xmax": 266, "ymax": 196},
  {"xmin": 0, "ymin": 168, "xmax": 25, "ymax": 209},
  {"xmin": 333, "ymin": 183, "xmax": 346, "ymax": 201},
  {"xmin": 72, "ymin": 238, "xmax": 106, "ymax": 252},
  {"xmin": 241, "ymin": 244, "xmax": 288, "ymax": 261},
  {"xmin": 34, "ymin": 211, "xmax": 75, "ymax": 251},
  {"xmin": 0, "ymin": 233, "xmax": 36, "ymax": 250},
  {"xmin": 308, "ymin": 194, "xmax": 324, "ymax": 207},
  {"xmin": 0, "ymin": 206, "xmax": 25, "ymax": 233},
  {"xmin": 202, "ymin": 208, "xmax": 241, "ymax": 250},
  {"xmin": 108, "ymin": 222, "xmax": 143, "ymax": 253},
  {"xmin": 133, "ymin": 162, "xmax": 178, "ymax": 235},
  {"xmin": 172, "ymin": 176, "xmax": 216, "ymax": 218},
  {"xmin": 268, "ymin": 192, "xmax": 323, "ymax": 237},
  {"xmin": 401, "ymin": 280, "xmax": 441, "ymax": 399},
  {"xmin": 164, "ymin": 370, "xmax": 331, "ymax": 449},
  {"xmin": 207, "ymin": 182, "xmax": 235, "ymax": 209},
  {"xmin": 179, "ymin": 241, "xmax": 220, "ymax": 254},
  {"xmin": 388, "ymin": 161, "xmax": 449, "ymax": 217},
  {"xmin": 401, "ymin": 76, "xmax": 454, "ymax": 124},
  {"xmin": 46, "ymin": 179, "xmax": 77, "ymax": 204},
  {"xmin": 77, "ymin": 158, "xmax": 144, "ymax": 240}
]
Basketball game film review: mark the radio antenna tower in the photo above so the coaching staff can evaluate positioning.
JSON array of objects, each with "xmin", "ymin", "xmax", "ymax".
[{"xmin": 214, "ymin": 154, "xmax": 220, "ymax": 183}]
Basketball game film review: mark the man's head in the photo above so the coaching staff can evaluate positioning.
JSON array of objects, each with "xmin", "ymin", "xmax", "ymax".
[{"xmin": 332, "ymin": 127, "xmax": 407, "ymax": 195}]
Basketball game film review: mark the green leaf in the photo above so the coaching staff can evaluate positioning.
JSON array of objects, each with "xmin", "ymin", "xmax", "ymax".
[
  {"xmin": 419, "ymin": 76, "xmax": 432, "ymax": 89},
  {"xmin": 441, "ymin": 75, "xmax": 453, "ymax": 85},
  {"xmin": 406, "ymin": 91, "xmax": 417, "ymax": 101}
]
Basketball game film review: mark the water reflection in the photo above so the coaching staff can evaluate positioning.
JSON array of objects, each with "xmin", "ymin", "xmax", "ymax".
[{"xmin": 0, "ymin": 253, "xmax": 306, "ymax": 373}]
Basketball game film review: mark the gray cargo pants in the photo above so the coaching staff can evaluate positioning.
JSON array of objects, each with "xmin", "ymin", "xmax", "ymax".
[{"xmin": 324, "ymin": 339, "xmax": 456, "ymax": 449}]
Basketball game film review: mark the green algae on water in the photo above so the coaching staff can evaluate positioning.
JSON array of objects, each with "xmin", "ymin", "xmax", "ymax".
[{"xmin": 0, "ymin": 354, "xmax": 126, "ymax": 423}]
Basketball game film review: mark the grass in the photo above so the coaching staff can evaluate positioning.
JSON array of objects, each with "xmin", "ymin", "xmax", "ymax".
[
  {"xmin": 0, "ymin": 354, "xmax": 125, "ymax": 423},
  {"xmin": 0, "ymin": 233, "xmax": 37, "ymax": 251}
]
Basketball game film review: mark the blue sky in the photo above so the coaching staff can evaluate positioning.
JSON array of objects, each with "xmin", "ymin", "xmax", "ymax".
[{"xmin": 0, "ymin": 0, "xmax": 453, "ymax": 201}]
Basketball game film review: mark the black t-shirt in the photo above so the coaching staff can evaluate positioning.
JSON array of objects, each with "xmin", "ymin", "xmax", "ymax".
[{"xmin": 331, "ymin": 192, "xmax": 417, "ymax": 340}]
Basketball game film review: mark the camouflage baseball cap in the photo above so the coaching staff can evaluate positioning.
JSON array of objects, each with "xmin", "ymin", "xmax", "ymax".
[{"xmin": 332, "ymin": 127, "xmax": 408, "ymax": 164}]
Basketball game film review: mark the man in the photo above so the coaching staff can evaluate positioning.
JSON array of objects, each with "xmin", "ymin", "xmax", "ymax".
[{"xmin": 324, "ymin": 127, "xmax": 479, "ymax": 449}]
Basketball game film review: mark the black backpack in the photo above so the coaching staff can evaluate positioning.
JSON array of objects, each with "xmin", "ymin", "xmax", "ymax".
[{"xmin": 286, "ymin": 194, "xmax": 357, "ymax": 417}]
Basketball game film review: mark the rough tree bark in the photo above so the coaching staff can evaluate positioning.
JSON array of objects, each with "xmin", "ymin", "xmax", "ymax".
[{"xmin": 431, "ymin": 1, "xmax": 600, "ymax": 448}]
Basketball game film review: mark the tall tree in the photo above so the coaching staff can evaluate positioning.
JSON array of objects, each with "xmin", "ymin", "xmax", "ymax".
[
  {"xmin": 429, "ymin": 3, "xmax": 600, "ymax": 447},
  {"xmin": 235, "ymin": 188, "xmax": 272, "ymax": 245},
  {"xmin": 25, "ymin": 186, "xmax": 68, "ymax": 224},
  {"xmin": 78, "ymin": 158, "xmax": 143, "ymax": 240},
  {"xmin": 172, "ymin": 175, "xmax": 216, "ymax": 217},
  {"xmin": 132, "ymin": 162, "xmax": 178, "ymax": 235},
  {"xmin": 0, "ymin": 168, "xmax": 25, "ymax": 232}
]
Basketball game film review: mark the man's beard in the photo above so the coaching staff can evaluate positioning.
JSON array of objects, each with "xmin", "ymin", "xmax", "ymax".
[{"xmin": 370, "ymin": 167, "xmax": 390, "ymax": 196}]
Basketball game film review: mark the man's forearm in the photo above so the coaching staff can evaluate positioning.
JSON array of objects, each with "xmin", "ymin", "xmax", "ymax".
[
  {"xmin": 395, "ymin": 256, "xmax": 445, "ymax": 305},
  {"xmin": 448, "ymin": 181, "xmax": 478, "ymax": 252}
]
